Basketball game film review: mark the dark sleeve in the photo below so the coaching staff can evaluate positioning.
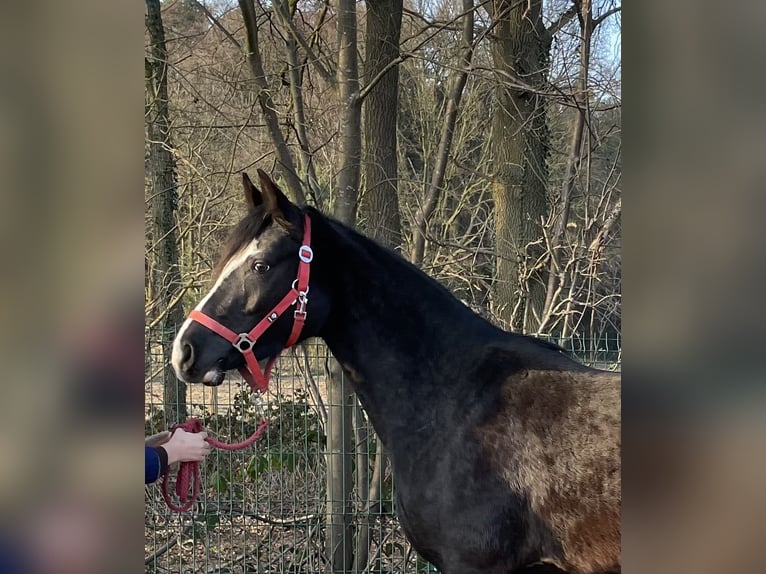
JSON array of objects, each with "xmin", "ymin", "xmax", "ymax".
[
  {"xmin": 145, "ymin": 446, "xmax": 169, "ymax": 484},
  {"xmin": 0, "ymin": 534, "xmax": 29, "ymax": 574}
]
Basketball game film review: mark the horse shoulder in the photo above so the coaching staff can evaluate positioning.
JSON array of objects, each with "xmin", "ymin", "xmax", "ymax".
[{"xmin": 475, "ymin": 348, "xmax": 621, "ymax": 573}]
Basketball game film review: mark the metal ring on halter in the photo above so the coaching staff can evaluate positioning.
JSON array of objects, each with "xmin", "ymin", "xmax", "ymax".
[
  {"xmin": 234, "ymin": 333, "xmax": 255, "ymax": 353},
  {"xmin": 298, "ymin": 245, "xmax": 314, "ymax": 263},
  {"xmin": 291, "ymin": 280, "xmax": 310, "ymax": 295}
]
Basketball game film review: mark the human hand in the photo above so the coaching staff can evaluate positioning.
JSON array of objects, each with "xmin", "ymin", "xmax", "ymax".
[{"xmin": 162, "ymin": 428, "xmax": 212, "ymax": 465}]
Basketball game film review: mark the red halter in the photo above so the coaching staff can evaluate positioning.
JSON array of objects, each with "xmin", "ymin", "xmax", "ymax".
[{"xmin": 187, "ymin": 214, "xmax": 313, "ymax": 393}]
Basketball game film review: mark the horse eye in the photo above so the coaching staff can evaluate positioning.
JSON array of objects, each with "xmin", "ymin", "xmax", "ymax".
[{"xmin": 252, "ymin": 261, "xmax": 270, "ymax": 274}]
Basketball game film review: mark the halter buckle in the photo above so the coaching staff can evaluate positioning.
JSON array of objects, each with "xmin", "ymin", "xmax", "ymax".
[
  {"xmin": 298, "ymin": 245, "xmax": 314, "ymax": 263},
  {"xmin": 294, "ymin": 292, "xmax": 308, "ymax": 318},
  {"xmin": 234, "ymin": 333, "xmax": 255, "ymax": 353}
]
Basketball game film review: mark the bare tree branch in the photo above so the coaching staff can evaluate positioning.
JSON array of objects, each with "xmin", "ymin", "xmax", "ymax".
[
  {"xmin": 545, "ymin": 5, "xmax": 578, "ymax": 43},
  {"xmin": 237, "ymin": 0, "xmax": 306, "ymax": 204},
  {"xmin": 411, "ymin": 0, "xmax": 476, "ymax": 265},
  {"xmin": 192, "ymin": 0, "xmax": 242, "ymax": 51},
  {"xmin": 273, "ymin": 1, "xmax": 335, "ymax": 87},
  {"xmin": 593, "ymin": 6, "xmax": 621, "ymax": 28},
  {"xmin": 589, "ymin": 197, "xmax": 621, "ymax": 255}
]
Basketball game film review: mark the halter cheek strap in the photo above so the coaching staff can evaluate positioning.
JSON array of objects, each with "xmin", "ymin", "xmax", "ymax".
[{"xmin": 187, "ymin": 214, "xmax": 313, "ymax": 393}]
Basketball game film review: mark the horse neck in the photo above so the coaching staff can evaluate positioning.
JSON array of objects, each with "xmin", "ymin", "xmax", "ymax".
[{"xmin": 314, "ymin": 215, "xmax": 498, "ymax": 445}]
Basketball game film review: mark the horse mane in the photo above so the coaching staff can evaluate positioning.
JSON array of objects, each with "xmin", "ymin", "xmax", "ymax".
[{"xmin": 305, "ymin": 206, "xmax": 573, "ymax": 359}]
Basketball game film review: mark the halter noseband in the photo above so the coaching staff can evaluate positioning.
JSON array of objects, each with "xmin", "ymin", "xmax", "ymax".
[{"xmin": 187, "ymin": 214, "xmax": 313, "ymax": 393}]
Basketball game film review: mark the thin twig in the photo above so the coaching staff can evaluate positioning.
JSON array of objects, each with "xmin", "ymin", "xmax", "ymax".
[{"xmin": 145, "ymin": 524, "xmax": 194, "ymax": 565}]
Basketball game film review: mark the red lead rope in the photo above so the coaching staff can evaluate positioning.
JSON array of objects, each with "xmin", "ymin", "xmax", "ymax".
[
  {"xmin": 161, "ymin": 214, "xmax": 313, "ymax": 512},
  {"xmin": 161, "ymin": 418, "xmax": 270, "ymax": 512}
]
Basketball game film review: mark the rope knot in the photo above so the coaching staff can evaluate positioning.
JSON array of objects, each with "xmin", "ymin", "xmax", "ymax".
[{"xmin": 173, "ymin": 417, "xmax": 204, "ymax": 434}]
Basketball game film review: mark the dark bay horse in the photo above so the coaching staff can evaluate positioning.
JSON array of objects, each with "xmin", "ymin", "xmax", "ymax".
[{"xmin": 171, "ymin": 170, "xmax": 621, "ymax": 574}]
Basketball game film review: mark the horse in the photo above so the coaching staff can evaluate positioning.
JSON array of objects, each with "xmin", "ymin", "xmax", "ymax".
[{"xmin": 171, "ymin": 169, "xmax": 621, "ymax": 574}]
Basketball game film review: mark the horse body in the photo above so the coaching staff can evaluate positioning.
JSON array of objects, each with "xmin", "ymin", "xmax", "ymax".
[
  {"xmin": 172, "ymin": 171, "xmax": 621, "ymax": 574},
  {"xmin": 313, "ymin": 213, "xmax": 621, "ymax": 574}
]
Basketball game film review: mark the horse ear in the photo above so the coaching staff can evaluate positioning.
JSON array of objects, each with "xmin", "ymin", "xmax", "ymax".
[
  {"xmin": 242, "ymin": 172, "xmax": 263, "ymax": 212},
  {"xmin": 256, "ymin": 169, "xmax": 299, "ymax": 227}
]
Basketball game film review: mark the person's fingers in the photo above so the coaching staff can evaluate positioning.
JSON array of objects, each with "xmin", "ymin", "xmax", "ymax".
[{"xmin": 198, "ymin": 431, "xmax": 207, "ymax": 439}]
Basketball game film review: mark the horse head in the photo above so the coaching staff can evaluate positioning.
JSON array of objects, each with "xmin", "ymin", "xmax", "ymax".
[{"xmin": 171, "ymin": 170, "xmax": 329, "ymax": 387}]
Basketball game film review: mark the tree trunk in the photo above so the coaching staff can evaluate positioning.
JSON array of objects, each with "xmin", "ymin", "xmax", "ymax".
[
  {"xmin": 334, "ymin": 0, "xmax": 362, "ymax": 226},
  {"xmin": 352, "ymin": 400, "xmax": 370, "ymax": 573},
  {"xmin": 489, "ymin": 0, "xmax": 550, "ymax": 332},
  {"xmin": 357, "ymin": 4, "xmax": 403, "ymax": 555},
  {"xmin": 325, "ymin": 355, "xmax": 355, "ymax": 573},
  {"xmin": 326, "ymin": 2, "xmax": 361, "ymax": 570},
  {"xmin": 361, "ymin": 0, "xmax": 403, "ymax": 249},
  {"xmin": 145, "ymin": 0, "xmax": 187, "ymax": 422}
]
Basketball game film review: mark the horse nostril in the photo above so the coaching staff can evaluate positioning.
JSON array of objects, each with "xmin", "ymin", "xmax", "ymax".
[{"xmin": 181, "ymin": 341, "xmax": 194, "ymax": 371}]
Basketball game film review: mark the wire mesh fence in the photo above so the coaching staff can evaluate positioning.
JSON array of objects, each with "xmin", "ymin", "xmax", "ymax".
[{"xmin": 145, "ymin": 331, "xmax": 620, "ymax": 573}]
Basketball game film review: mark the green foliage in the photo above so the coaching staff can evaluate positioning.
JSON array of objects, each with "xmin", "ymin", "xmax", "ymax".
[
  {"xmin": 245, "ymin": 450, "xmax": 297, "ymax": 480},
  {"xmin": 209, "ymin": 469, "xmax": 230, "ymax": 494}
]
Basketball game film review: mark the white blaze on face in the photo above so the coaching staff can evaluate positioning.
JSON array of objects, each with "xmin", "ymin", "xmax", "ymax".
[{"xmin": 171, "ymin": 238, "xmax": 262, "ymax": 382}]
